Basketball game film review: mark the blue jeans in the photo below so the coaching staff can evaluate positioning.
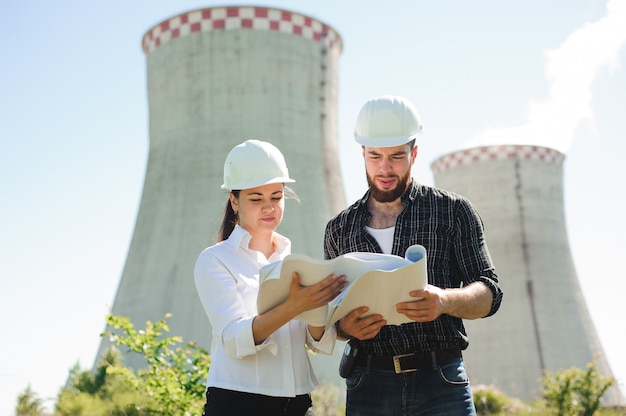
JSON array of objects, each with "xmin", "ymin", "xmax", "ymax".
[{"xmin": 345, "ymin": 358, "xmax": 476, "ymax": 416}]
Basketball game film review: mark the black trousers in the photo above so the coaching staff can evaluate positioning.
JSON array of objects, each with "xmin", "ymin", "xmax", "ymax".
[{"xmin": 202, "ymin": 387, "xmax": 313, "ymax": 416}]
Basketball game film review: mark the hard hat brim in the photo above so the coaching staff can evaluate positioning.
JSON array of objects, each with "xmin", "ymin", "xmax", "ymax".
[
  {"xmin": 355, "ymin": 131, "xmax": 423, "ymax": 147},
  {"xmin": 221, "ymin": 176, "xmax": 295, "ymax": 192}
]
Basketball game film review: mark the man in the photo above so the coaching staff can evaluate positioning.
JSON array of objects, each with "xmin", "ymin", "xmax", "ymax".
[{"xmin": 325, "ymin": 95, "xmax": 503, "ymax": 416}]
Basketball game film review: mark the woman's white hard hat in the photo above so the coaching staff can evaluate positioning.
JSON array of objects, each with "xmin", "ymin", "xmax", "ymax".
[
  {"xmin": 221, "ymin": 139, "xmax": 295, "ymax": 191},
  {"xmin": 354, "ymin": 95, "xmax": 424, "ymax": 147}
]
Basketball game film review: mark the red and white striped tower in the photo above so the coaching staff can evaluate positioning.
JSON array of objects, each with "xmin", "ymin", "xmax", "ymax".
[
  {"xmin": 431, "ymin": 145, "xmax": 622, "ymax": 405},
  {"xmin": 96, "ymin": 6, "xmax": 345, "ymax": 383}
]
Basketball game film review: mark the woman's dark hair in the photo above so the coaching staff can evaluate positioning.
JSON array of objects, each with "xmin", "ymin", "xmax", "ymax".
[
  {"xmin": 217, "ymin": 190, "xmax": 240, "ymax": 242},
  {"xmin": 216, "ymin": 186, "xmax": 299, "ymax": 242}
]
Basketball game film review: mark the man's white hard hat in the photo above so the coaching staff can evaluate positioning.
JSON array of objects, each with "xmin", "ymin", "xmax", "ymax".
[
  {"xmin": 221, "ymin": 139, "xmax": 295, "ymax": 191},
  {"xmin": 354, "ymin": 95, "xmax": 424, "ymax": 147}
]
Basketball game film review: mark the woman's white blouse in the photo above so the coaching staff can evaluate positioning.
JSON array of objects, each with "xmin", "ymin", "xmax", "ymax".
[{"xmin": 194, "ymin": 225, "xmax": 336, "ymax": 397}]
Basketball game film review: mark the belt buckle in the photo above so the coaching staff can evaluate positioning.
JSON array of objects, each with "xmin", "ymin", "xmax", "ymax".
[{"xmin": 392, "ymin": 353, "xmax": 417, "ymax": 374}]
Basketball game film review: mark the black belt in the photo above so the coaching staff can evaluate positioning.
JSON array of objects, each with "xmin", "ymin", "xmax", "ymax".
[{"xmin": 355, "ymin": 348, "xmax": 462, "ymax": 374}]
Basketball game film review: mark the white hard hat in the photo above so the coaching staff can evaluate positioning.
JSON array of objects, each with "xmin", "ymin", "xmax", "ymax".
[
  {"xmin": 354, "ymin": 95, "xmax": 424, "ymax": 147},
  {"xmin": 221, "ymin": 139, "xmax": 295, "ymax": 191}
]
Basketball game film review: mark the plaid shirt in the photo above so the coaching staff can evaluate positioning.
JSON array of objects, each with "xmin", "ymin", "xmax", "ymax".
[{"xmin": 324, "ymin": 180, "xmax": 503, "ymax": 356}]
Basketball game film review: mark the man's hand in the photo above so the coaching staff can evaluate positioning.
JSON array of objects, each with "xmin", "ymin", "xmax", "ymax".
[
  {"xmin": 396, "ymin": 282, "xmax": 493, "ymax": 321},
  {"xmin": 396, "ymin": 284, "xmax": 445, "ymax": 322},
  {"xmin": 337, "ymin": 307, "xmax": 386, "ymax": 340}
]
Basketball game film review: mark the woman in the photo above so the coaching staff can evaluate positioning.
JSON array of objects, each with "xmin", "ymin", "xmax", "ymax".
[{"xmin": 194, "ymin": 139, "xmax": 346, "ymax": 415}]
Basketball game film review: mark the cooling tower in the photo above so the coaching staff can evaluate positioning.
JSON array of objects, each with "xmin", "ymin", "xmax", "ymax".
[
  {"xmin": 96, "ymin": 5, "xmax": 346, "ymax": 384},
  {"xmin": 431, "ymin": 144, "xmax": 623, "ymax": 405}
]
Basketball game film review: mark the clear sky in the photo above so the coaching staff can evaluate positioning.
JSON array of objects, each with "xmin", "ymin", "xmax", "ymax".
[{"xmin": 1, "ymin": 0, "xmax": 625, "ymax": 414}]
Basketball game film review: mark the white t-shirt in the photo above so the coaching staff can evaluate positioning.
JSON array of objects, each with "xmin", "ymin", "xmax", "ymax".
[
  {"xmin": 365, "ymin": 226, "xmax": 395, "ymax": 254},
  {"xmin": 194, "ymin": 225, "xmax": 336, "ymax": 397}
]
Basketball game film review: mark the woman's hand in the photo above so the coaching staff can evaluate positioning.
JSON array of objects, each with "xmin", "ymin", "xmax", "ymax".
[
  {"xmin": 287, "ymin": 272, "xmax": 347, "ymax": 314},
  {"xmin": 252, "ymin": 272, "xmax": 346, "ymax": 344}
]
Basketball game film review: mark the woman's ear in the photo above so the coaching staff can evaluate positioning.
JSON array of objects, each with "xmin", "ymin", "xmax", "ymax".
[{"xmin": 229, "ymin": 192, "xmax": 238, "ymax": 213}]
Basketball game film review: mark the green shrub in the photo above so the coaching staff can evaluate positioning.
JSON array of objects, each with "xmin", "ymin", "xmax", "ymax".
[
  {"xmin": 55, "ymin": 346, "xmax": 149, "ymax": 415},
  {"xmin": 51, "ymin": 313, "xmax": 210, "ymax": 415},
  {"xmin": 541, "ymin": 357, "xmax": 615, "ymax": 416},
  {"xmin": 473, "ymin": 384, "xmax": 511, "ymax": 415},
  {"xmin": 100, "ymin": 313, "xmax": 211, "ymax": 415},
  {"xmin": 15, "ymin": 385, "xmax": 47, "ymax": 416}
]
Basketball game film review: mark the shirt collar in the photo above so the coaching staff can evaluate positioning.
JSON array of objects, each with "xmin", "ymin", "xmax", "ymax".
[
  {"xmin": 227, "ymin": 224, "xmax": 252, "ymax": 250},
  {"xmin": 403, "ymin": 179, "xmax": 419, "ymax": 203},
  {"xmin": 272, "ymin": 231, "xmax": 291, "ymax": 258},
  {"xmin": 227, "ymin": 225, "xmax": 291, "ymax": 262}
]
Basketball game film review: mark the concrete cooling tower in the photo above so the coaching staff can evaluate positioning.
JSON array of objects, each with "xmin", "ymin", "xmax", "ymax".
[
  {"xmin": 96, "ymin": 5, "xmax": 346, "ymax": 384},
  {"xmin": 431, "ymin": 144, "xmax": 623, "ymax": 406}
]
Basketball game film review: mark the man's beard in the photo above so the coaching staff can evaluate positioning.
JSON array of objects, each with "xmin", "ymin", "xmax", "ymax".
[{"xmin": 367, "ymin": 170, "xmax": 410, "ymax": 203}]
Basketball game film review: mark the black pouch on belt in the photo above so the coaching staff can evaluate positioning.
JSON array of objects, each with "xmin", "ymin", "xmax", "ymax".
[{"xmin": 339, "ymin": 339, "xmax": 359, "ymax": 378}]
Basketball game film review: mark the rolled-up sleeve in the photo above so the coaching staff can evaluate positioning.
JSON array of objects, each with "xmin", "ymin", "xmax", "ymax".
[
  {"xmin": 194, "ymin": 251, "xmax": 276, "ymax": 358},
  {"xmin": 305, "ymin": 324, "xmax": 337, "ymax": 354},
  {"xmin": 455, "ymin": 198, "xmax": 503, "ymax": 317}
]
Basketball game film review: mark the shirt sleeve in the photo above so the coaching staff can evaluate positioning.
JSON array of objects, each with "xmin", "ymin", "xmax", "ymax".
[
  {"xmin": 323, "ymin": 220, "xmax": 339, "ymax": 260},
  {"xmin": 304, "ymin": 323, "xmax": 337, "ymax": 354},
  {"xmin": 454, "ymin": 198, "xmax": 504, "ymax": 317},
  {"xmin": 194, "ymin": 251, "xmax": 277, "ymax": 358}
]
